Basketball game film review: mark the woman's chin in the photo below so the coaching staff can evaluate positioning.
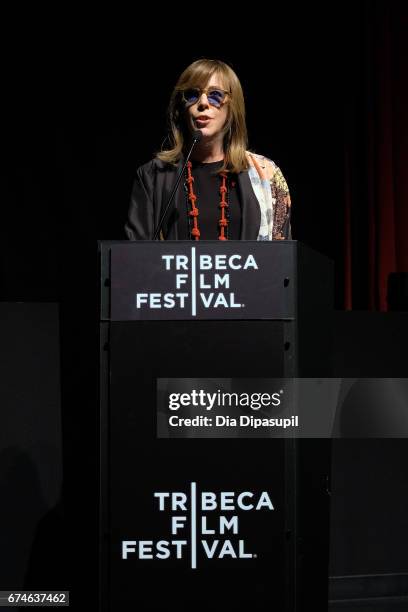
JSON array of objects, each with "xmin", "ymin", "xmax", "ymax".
[{"xmin": 195, "ymin": 127, "xmax": 214, "ymax": 140}]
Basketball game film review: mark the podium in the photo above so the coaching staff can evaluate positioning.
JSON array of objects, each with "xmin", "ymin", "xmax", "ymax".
[{"xmin": 99, "ymin": 241, "xmax": 333, "ymax": 612}]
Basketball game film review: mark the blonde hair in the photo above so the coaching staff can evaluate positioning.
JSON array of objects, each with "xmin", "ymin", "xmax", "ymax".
[{"xmin": 157, "ymin": 59, "xmax": 249, "ymax": 174}]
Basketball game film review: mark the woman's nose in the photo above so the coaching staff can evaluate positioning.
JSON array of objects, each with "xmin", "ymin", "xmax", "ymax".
[{"xmin": 197, "ymin": 94, "xmax": 210, "ymax": 109}]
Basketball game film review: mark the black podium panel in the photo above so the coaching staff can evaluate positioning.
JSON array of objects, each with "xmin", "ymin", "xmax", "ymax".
[{"xmin": 103, "ymin": 320, "xmax": 290, "ymax": 611}]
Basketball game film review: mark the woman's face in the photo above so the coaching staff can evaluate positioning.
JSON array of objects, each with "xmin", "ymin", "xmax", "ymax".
[{"xmin": 184, "ymin": 73, "xmax": 229, "ymax": 141}]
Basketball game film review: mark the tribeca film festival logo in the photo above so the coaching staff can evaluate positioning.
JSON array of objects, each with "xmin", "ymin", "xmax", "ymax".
[
  {"xmin": 135, "ymin": 248, "xmax": 258, "ymax": 315},
  {"xmin": 121, "ymin": 483, "xmax": 274, "ymax": 568}
]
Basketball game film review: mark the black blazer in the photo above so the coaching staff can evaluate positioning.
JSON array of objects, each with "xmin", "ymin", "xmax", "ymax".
[{"xmin": 125, "ymin": 158, "xmax": 261, "ymax": 240}]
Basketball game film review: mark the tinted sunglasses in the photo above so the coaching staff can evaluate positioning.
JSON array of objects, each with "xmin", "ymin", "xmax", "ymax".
[{"xmin": 181, "ymin": 87, "xmax": 230, "ymax": 108}]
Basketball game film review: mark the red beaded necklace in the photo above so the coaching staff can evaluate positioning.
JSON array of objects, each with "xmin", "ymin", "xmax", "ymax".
[{"xmin": 186, "ymin": 160, "xmax": 229, "ymax": 241}]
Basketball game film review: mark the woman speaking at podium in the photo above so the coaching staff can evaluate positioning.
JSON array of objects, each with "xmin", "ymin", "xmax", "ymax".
[{"xmin": 125, "ymin": 58, "xmax": 291, "ymax": 242}]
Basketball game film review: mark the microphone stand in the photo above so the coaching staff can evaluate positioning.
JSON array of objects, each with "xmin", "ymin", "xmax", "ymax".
[{"xmin": 153, "ymin": 131, "xmax": 202, "ymax": 240}]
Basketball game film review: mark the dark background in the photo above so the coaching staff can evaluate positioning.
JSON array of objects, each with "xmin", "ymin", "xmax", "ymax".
[
  {"xmin": 1, "ymin": 1, "xmax": 408, "ymax": 610},
  {"xmin": 1, "ymin": 1, "xmax": 407, "ymax": 309}
]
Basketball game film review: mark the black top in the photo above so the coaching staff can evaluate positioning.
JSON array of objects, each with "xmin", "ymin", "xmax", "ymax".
[{"xmin": 176, "ymin": 160, "xmax": 241, "ymax": 240}]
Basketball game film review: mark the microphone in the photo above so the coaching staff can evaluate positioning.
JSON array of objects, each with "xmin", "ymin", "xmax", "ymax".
[
  {"xmin": 190, "ymin": 130, "xmax": 203, "ymax": 143},
  {"xmin": 153, "ymin": 130, "xmax": 202, "ymax": 240}
]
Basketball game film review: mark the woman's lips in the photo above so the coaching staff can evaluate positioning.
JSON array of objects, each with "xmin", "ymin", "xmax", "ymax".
[{"xmin": 196, "ymin": 117, "xmax": 211, "ymax": 125}]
